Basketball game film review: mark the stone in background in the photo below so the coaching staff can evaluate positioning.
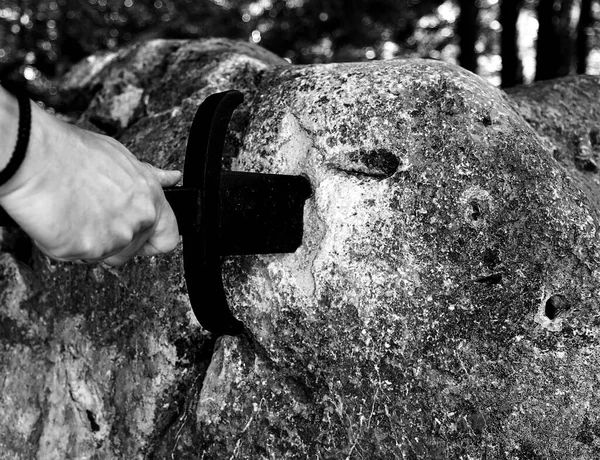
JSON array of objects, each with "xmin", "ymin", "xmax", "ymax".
[{"xmin": 0, "ymin": 38, "xmax": 287, "ymax": 460}]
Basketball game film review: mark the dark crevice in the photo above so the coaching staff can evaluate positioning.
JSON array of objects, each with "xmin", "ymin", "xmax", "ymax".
[
  {"xmin": 474, "ymin": 273, "xmax": 503, "ymax": 284},
  {"xmin": 577, "ymin": 158, "xmax": 599, "ymax": 173},
  {"xmin": 86, "ymin": 410, "xmax": 100, "ymax": 432},
  {"xmin": 470, "ymin": 201, "xmax": 482, "ymax": 220},
  {"xmin": 0, "ymin": 229, "xmax": 34, "ymax": 268},
  {"xmin": 88, "ymin": 115, "xmax": 120, "ymax": 136},
  {"xmin": 327, "ymin": 149, "xmax": 401, "ymax": 179},
  {"xmin": 145, "ymin": 332, "xmax": 217, "ymax": 458},
  {"xmin": 332, "ymin": 167, "xmax": 392, "ymax": 179},
  {"xmin": 545, "ymin": 294, "xmax": 569, "ymax": 320},
  {"xmin": 333, "ymin": 168, "xmax": 392, "ymax": 179},
  {"xmin": 241, "ymin": 326, "xmax": 315, "ymax": 403},
  {"xmin": 328, "ymin": 160, "xmax": 400, "ymax": 180},
  {"xmin": 55, "ymin": 82, "xmax": 104, "ymax": 113},
  {"xmin": 590, "ymin": 129, "xmax": 600, "ymax": 147},
  {"xmin": 240, "ymin": 325, "xmax": 277, "ymax": 365},
  {"xmin": 348, "ymin": 149, "xmax": 401, "ymax": 178}
]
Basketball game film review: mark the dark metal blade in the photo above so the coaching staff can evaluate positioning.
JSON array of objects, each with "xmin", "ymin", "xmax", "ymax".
[{"xmin": 219, "ymin": 171, "xmax": 311, "ymax": 255}]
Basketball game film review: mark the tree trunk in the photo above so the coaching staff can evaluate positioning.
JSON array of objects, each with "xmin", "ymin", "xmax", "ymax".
[
  {"xmin": 457, "ymin": 0, "xmax": 478, "ymax": 72},
  {"xmin": 576, "ymin": 0, "xmax": 593, "ymax": 74},
  {"xmin": 536, "ymin": 0, "xmax": 575, "ymax": 81},
  {"xmin": 500, "ymin": 0, "xmax": 524, "ymax": 88}
]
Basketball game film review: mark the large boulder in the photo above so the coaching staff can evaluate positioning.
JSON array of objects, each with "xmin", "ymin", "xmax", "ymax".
[
  {"xmin": 2, "ymin": 38, "xmax": 600, "ymax": 459},
  {"xmin": 215, "ymin": 61, "xmax": 600, "ymax": 459}
]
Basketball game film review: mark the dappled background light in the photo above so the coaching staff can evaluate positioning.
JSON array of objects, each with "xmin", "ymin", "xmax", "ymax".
[{"xmin": 0, "ymin": 0, "xmax": 599, "ymax": 102}]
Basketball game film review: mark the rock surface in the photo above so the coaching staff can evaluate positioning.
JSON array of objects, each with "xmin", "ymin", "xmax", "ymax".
[
  {"xmin": 2, "ymin": 38, "xmax": 600, "ymax": 459},
  {"xmin": 0, "ymin": 38, "xmax": 288, "ymax": 460},
  {"xmin": 507, "ymin": 76, "xmax": 600, "ymax": 223},
  {"xmin": 221, "ymin": 61, "xmax": 600, "ymax": 459}
]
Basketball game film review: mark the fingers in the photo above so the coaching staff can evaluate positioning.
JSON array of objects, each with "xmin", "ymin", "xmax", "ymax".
[
  {"xmin": 101, "ymin": 166, "xmax": 180, "ymax": 266},
  {"xmin": 146, "ymin": 164, "xmax": 182, "ymax": 187},
  {"xmin": 37, "ymin": 158, "xmax": 181, "ymax": 266},
  {"xmin": 41, "ymin": 186, "xmax": 181, "ymax": 266},
  {"xmin": 102, "ymin": 239, "xmax": 148, "ymax": 267},
  {"xmin": 102, "ymin": 197, "xmax": 180, "ymax": 266}
]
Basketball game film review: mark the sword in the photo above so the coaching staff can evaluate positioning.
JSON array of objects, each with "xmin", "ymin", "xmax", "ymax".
[{"xmin": 0, "ymin": 90, "xmax": 312, "ymax": 336}]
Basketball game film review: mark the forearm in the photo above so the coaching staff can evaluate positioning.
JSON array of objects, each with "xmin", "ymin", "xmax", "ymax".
[{"xmin": 0, "ymin": 86, "xmax": 19, "ymax": 172}]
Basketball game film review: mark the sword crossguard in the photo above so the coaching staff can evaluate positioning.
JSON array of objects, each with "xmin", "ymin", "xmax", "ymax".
[{"xmin": 178, "ymin": 90, "xmax": 311, "ymax": 335}]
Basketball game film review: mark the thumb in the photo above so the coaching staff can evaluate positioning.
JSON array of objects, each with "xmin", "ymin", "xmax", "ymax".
[{"xmin": 147, "ymin": 165, "xmax": 182, "ymax": 187}]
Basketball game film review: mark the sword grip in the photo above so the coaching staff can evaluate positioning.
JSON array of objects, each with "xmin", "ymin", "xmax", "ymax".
[
  {"xmin": 0, "ymin": 187, "xmax": 197, "ymax": 234},
  {"xmin": 162, "ymin": 187, "xmax": 197, "ymax": 234},
  {"xmin": 0, "ymin": 205, "xmax": 16, "ymax": 227}
]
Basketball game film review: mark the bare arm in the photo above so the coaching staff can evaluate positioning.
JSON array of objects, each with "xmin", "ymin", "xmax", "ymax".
[
  {"xmin": 0, "ymin": 86, "xmax": 181, "ymax": 266},
  {"xmin": 0, "ymin": 87, "xmax": 19, "ymax": 172}
]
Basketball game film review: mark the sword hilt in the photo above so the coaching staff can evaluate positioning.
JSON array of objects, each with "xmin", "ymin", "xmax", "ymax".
[
  {"xmin": 0, "ymin": 90, "xmax": 312, "ymax": 337},
  {"xmin": 0, "ymin": 206, "xmax": 15, "ymax": 227},
  {"xmin": 0, "ymin": 188, "xmax": 197, "ymax": 232}
]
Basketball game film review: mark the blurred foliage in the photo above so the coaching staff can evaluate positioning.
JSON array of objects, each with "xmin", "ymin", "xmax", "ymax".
[
  {"xmin": 239, "ymin": 0, "xmax": 446, "ymax": 63},
  {"xmin": 0, "ymin": 0, "xmax": 244, "ymax": 88},
  {"xmin": 1, "ymin": 0, "xmax": 600, "ymax": 99},
  {"xmin": 0, "ymin": 0, "xmax": 457, "ymax": 97}
]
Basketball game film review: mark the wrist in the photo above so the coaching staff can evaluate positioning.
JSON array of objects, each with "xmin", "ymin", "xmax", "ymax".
[
  {"xmin": 0, "ymin": 87, "xmax": 20, "ymax": 172},
  {"xmin": 0, "ymin": 96, "xmax": 55, "ymax": 199}
]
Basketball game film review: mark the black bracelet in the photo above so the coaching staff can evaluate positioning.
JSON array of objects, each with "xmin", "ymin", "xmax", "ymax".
[{"xmin": 0, "ymin": 82, "xmax": 31, "ymax": 187}]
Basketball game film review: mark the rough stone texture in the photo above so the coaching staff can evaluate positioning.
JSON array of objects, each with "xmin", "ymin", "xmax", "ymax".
[
  {"xmin": 217, "ymin": 61, "xmax": 600, "ymax": 459},
  {"xmin": 507, "ymin": 76, "xmax": 600, "ymax": 223},
  {"xmin": 3, "ymin": 39, "xmax": 600, "ymax": 459},
  {"xmin": 0, "ymin": 38, "xmax": 287, "ymax": 460}
]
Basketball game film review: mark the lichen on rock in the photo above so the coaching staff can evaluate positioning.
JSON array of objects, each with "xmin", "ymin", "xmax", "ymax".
[
  {"xmin": 220, "ymin": 59, "xmax": 600, "ymax": 458},
  {"xmin": 0, "ymin": 38, "xmax": 287, "ymax": 460},
  {"xmin": 2, "ymin": 39, "xmax": 600, "ymax": 459}
]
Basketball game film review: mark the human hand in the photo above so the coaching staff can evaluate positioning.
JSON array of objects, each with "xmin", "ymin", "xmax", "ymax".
[{"xmin": 0, "ymin": 96, "xmax": 181, "ymax": 266}]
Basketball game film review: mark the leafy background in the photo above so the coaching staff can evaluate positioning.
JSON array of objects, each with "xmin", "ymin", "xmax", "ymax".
[{"xmin": 0, "ymin": 0, "xmax": 599, "ymax": 104}]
